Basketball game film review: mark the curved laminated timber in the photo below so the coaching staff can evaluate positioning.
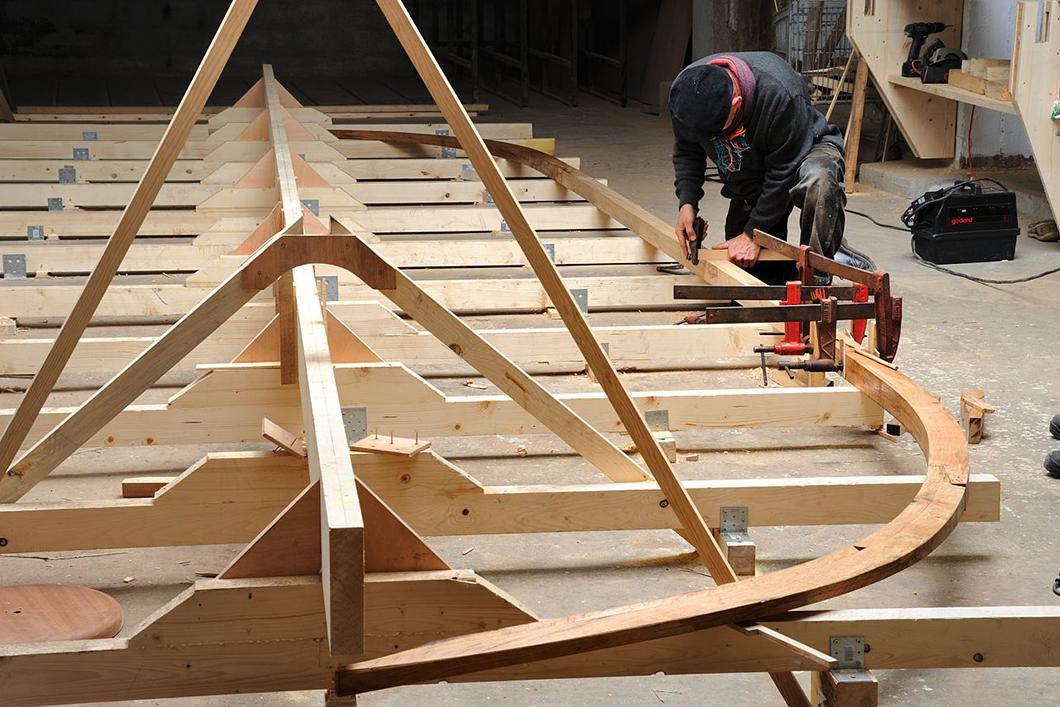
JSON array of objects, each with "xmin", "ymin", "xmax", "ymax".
[{"xmin": 0, "ymin": 1, "xmax": 1050, "ymax": 706}]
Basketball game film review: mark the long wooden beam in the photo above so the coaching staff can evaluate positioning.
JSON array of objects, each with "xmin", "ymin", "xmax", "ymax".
[
  {"xmin": 0, "ymin": 445, "xmax": 999, "ymax": 553},
  {"xmin": 0, "ymin": 0, "xmax": 261, "ymax": 485}
]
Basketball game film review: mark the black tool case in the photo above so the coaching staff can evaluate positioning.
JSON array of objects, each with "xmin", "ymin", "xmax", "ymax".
[{"xmin": 909, "ymin": 185, "xmax": 1019, "ymax": 265}]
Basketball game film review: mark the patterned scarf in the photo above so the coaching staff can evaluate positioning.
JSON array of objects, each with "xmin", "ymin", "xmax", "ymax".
[{"xmin": 705, "ymin": 55, "xmax": 756, "ymax": 175}]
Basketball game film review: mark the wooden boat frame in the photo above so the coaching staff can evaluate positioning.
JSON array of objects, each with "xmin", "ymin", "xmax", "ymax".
[{"xmin": 0, "ymin": 2, "xmax": 1053, "ymax": 706}]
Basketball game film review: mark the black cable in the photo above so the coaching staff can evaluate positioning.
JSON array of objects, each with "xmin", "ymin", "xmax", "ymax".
[
  {"xmin": 846, "ymin": 208, "xmax": 907, "ymax": 232},
  {"xmin": 910, "ymin": 246, "xmax": 1060, "ymax": 284}
]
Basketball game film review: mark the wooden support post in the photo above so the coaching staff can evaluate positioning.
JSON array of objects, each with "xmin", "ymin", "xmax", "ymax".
[
  {"xmin": 844, "ymin": 56, "xmax": 870, "ymax": 194},
  {"xmin": 811, "ymin": 668, "xmax": 879, "ymax": 706},
  {"xmin": 0, "ymin": 0, "xmax": 261, "ymax": 486},
  {"xmin": 371, "ymin": 3, "xmax": 813, "ymax": 703},
  {"xmin": 960, "ymin": 388, "xmax": 995, "ymax": 444}
]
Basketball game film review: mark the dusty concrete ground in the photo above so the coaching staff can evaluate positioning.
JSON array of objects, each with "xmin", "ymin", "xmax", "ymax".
[{"xmin": 3, "ymin": 92, "xmax": 1059, "ymax": 706}]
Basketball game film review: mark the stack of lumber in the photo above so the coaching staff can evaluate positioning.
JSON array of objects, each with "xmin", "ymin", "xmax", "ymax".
[{"xmin": 948, "ymin": 58, "xmax": 1013, "ymax": 101}]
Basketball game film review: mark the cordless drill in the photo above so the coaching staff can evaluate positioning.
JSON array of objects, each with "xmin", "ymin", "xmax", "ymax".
[{"xmin": 901, "ymin": 22, "xmax": 948, "ymax": 77}]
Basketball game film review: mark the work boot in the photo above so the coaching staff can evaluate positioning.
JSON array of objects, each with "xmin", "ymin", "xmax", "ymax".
[
  {"xmin": 834, "ymin": 239, "xmax": 878, "ymax": 272},
  {"xmin": 1046, "ymin": 450, "xmax": 1060, "ymax": 479},
  {"xmin": 1051, "ymin": 414, "xmax": 1060, "ymax": 440}
]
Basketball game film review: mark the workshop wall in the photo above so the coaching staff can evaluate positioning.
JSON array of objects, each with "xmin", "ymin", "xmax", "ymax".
[
  {"xmin": 958, "ymin": 0, "xmax": 1033, "ymax": 160},
  {"xmin": 0, "ymin": 0, "xmax": 418, "ymax": 105}
]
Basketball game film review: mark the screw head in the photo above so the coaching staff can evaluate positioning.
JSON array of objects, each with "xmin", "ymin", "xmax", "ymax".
[
  {"xmin": 0, "ymin": 537, "xmax": 7, "ymax": 547},
  {"xmin": 659, "ymin": 499, "xmax": 669, "ymax": 508},
  {"xmin": 973, "ymin": 653, "xmax": 984, "ymax": 663}
]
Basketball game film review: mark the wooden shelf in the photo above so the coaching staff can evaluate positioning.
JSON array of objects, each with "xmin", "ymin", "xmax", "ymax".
[{"xmin": 887, "ymin": 74, "xmax": 1017, "ymax": 115}]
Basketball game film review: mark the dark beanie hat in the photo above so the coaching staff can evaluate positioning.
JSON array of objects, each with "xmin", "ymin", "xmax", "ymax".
[{"xmin": 669, "ymin": 63, "xmax": 733, "ymax": 141}]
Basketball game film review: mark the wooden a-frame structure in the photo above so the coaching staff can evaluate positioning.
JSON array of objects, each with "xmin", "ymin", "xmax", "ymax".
[{"xmin": 0, "ymin": 2, "xmax": 1055, "ymax": 705}]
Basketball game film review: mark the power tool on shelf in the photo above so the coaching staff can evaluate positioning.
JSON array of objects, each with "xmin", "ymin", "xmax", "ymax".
[{"xmin": 902, "ymin": 22, "xmax": 966, "ymax": 84}]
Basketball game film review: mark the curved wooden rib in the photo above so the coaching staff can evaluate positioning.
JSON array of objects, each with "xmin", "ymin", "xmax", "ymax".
[{"xmin": 322, "ymin": 131, "xmax": 969, "ymax": 692}]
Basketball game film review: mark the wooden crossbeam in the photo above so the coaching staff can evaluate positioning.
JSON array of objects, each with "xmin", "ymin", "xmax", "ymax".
[{"xmin": 0, "ymin": 0, "xmax": 260, "ymax": 489}]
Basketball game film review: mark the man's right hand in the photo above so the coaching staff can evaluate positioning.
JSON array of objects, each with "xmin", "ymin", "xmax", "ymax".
[{"xmin": 675, "ymin": 203, "xmax": 704, "ymax": 260}]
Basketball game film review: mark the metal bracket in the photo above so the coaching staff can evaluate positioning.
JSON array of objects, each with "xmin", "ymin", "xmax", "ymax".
[
  {"xmin": 58, "ymin": 166, "xmax": 76, "ymax": 184},
  {"xmin": 644, "ymin": 409, "xmax": 670, "ymax": 433},
  {"xmin": 570, "ymin": 287, "xmax": 588, "ymax": 313},
  {"xmin": 3, "ymin": 254, "xmax": 27, "ymax": 280},
  {"xmin": 719, "ymin": 506, "xmax": 749, "ymax": 534},
  {"xmin": 47, "ymin": 197, "xmax": 64, "ymax": 212},
  {"xmin": 829, "ymin": 635, "xmax": 866, "ymax": 670},
  {"xmin": 543, "ymin": 243, "xmax": 556, "ymax": 262},
  {"xmin": 341, "ymin": 407, "xmax": 368, "ymax": 441},
  {"xmin": 459, "ymin": 163, "xmax": 477, "ymax": 181},
  {"xmin": 499, "ymin": 219, "xmax": 511, "ymax": 234},
  {"xmin": 315, "ymin": 275, "xmax": 339, "ymax": 302},
  {"xmin": 436, "ymin": 128, "xmax": 458, "ymax": 159},
  {"xmin": 26, "ymin": 226, "xmax": 45, "ymax": 241},
  {"xmin": 301, "ymin": 199, "xmax": 320, "ymax": 216},
  {"xmin": 73, "ymin": 148, "xmax": 90, "ymax": 161},
  {"xmin": 81, "ymin": 130, "xmax": 98, "ymax": 141},
  {"xmin": 483, "ymin": 190, "xmax": 495, "ymax": 205},
  {"xmin": 298, "ymin": 152, "xmax": 306, "ymax": 160}
]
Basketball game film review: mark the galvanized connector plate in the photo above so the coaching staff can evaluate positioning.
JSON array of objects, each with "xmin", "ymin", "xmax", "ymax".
[
  {"xmin": 316, "ymin": 275, "xmax": 339, "ymax": 302},
  {"xmin": 73, "ymin": 147, "xmax": 90, "ymax": 161},
  {"xmin": 301, "ymin": 199, "xmax": 320, "ymax": 216},
  {"xmin": 26, "ymin": 226, "xmax": 45, "ymax": 241},
  {"xmin": 81, "ymin": 130, "xmax": 98, "ymax": 141},
  {"xmin": 829, "ymin": 635, "xmax": 866, "ymax": 670},
  {"xmin": 570, "ymin": 287, "xmax": 589, "ymax": 313},
  {"xmin": 3, "ymin": 254, "xmax": 27, "ymax": 280},
  {"xmin": 58, "ymin": 166, "xmax": 76, "ymax": 184},
  {"xmin": 644, "ymin": 409, "xmax": 670, "ymax": 433},
  {"xmin": 341, "ymin": 407, "xmax": 368, "ymax": 441},
  {"xmin": 47, "ymin": 197, "xmax": 64, "ymax": 212},
  {"xmin": 719, "ymin": 506, "xmax": 749, "ymax": 534},
  {"xmin": 543, "ymin": 243, "xmax": 556, "ymax": 262}
]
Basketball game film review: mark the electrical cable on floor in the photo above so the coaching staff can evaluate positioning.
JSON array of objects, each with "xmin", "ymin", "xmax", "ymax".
[{"xmin": 845, "ymin": 207, "xmax": 1060, "ymax": 284}]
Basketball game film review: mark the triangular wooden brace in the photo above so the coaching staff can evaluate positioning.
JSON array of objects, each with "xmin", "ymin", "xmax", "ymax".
[
  {"xmin": 220, "ymin": 481, "xmax": 321, "ymax": 578},
  {"xmin": 325, "ymin": 309, "xmax": 384, "ymax": 364},
  {"xmin": 232, "ymin": 314, "xmax": 280, "ymax": 362},
  {"xmin": 233, "ymin": 77, "xmax": 303, "ymax": 108},
  {"xmin": 235, "ymin": 107, "xmax": 315, "ymax": 142},
  {"xmin": 232, "ymin": 203, "xmax": 284, "ymax": 255},
  {"xmin": 220, "ymin": 477, "xmax": 447, "ymax": 579}
]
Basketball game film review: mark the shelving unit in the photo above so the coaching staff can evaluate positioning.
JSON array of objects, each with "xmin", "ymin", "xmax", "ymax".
[{"xmin": 849, "ymin": 0, "xmax": 1059, "ymax": 219}]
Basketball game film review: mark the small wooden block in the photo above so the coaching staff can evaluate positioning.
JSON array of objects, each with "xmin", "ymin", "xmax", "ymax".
[
  {"xmin": 0, "ymin": 316, "xmax": 16, "ymax": 338},
  {"xmin": 262, "ymin": 417, "xmax": 306, "ymax": 457},
  {"xmin": 960, "ymin": 388, "xmax": 995, "ymax": 444},
  {"xmin": 811, "ymin": 669, "xmax": 879, "ymax": 707},
  {"xmin": 714, "ymin": 528, "xmax": 756, "ymax": 577},
  {"xmin": 350, "ymin": 435, "xmax": 431, "ymax": 458},
  {"xmin": 121, "ymin": 476, "xmax": 174, "ymax": 498},
  {"xmin": 652, "ymin": 430, "xmax": 678, "ymax": 463}
]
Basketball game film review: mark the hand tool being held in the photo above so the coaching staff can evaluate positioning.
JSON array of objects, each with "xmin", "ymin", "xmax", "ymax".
[{"xmin": 687, "ymin": 216, "xmax": 707, "ymax": 265}]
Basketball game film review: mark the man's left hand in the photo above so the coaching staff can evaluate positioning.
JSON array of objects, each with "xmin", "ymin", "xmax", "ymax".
[{"xmin": 712, "ymin": 233, "xmax": 761, "ymax": 267}]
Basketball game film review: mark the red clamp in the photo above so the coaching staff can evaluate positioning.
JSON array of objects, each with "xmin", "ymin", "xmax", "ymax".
[{"xmin": 850, "ymin": 283, "xmax": 869, "ymax": 344}]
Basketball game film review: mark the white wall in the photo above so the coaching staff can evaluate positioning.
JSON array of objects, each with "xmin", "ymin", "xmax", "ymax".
[{"xmin": 956, "ymin": 0, "xmax": 1033, "ymax": 159}]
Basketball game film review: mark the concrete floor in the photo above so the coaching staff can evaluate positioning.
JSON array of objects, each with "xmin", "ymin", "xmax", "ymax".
[{"xmin": 4, "ymin": 92, "xmax": 1060, "ymax": 706}]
